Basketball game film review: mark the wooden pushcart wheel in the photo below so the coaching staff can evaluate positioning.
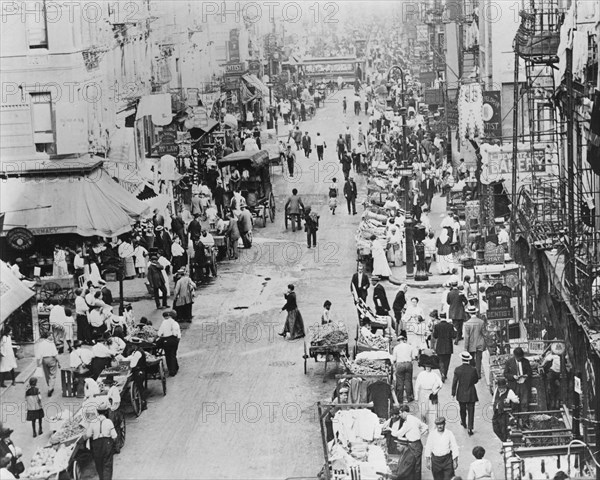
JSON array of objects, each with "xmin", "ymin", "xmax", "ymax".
[
  {"xmin": 113, "ymin": 412, "xmax": 126, "ymax": 451},
  {"xmin": 269, "ymin": 192, "xmax": 276, "ymax": 222},
  {"xmin": 129, "ymin": 382, "xmax": 143, "ymax": 417},
  {"xmin": 159, "ymin": 359, "xmax": 167, "ymax": 396},
  {"xmin": 261, "ymin": 206, "xmax": 267, "ymax": 227},
  {"xmin": 70, "ymin": 459, "xmax": 82, "ymax": 480},
  {"xmin": 303, "ymin": 341, "xmax": 308, "ymax": 374},
  {"xmin": 284, "ymin": 210, "xmax": 289, "ymax": 230}
]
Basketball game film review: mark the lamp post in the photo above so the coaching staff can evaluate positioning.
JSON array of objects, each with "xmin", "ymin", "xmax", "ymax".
[{"xmin": 266, "ymin": 82, "xmax": 276, "ymax": 133}]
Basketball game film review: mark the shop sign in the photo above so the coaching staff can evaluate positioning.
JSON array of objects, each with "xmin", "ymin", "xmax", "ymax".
[
  {"xmin": 480, "ymin": 144, "xmax": 546, "ymax": 185},
  {"xmin": 228, "ymin": 29, "xmax": 240, "ymax": 63},
  {"xmin": 55, "ymin": 101, "xmax": 89, "ymax": 154},
  {"xmin": 6, "ymin": 227, "xmax": 34, "ymax": 250},
  {"xmin": 29, "ymin": 226, "xmax": 64, "ymax": 235},
  {"xmin": 423, "ymin": 89, "xmax": 444, "ymax": 105},
  {"xmin": 156, "ymin": 123, "xmax": 179, "ymax": 156},
  {"xmin": 304, "ymin": 63, "xmax": 355, "ymax": 75},
  {"xmin": 482, "ymin": 91, "xmax": 502, "ymax": 139},
  {"xmin": 179, "ymin": 143, "xmax": 191, "ymax": 157},
  {"xmin": 484, "ymin": 241, "xmax": 505, "ymax": 264},
  {"xmin": 465, "ymin": 200, "xmax": 479, "ymax": 220},
  {"xmin": 225, "ymin": 63, "xmax": 245, "ymax": 75},
  {"xmin": 574, "ymin": 376, "xmax": 582, "ymax": 395},
  {"xmin": 486, "ymin": 283, "xmax": 513, "ymax": 319},
  {"xmin": 420, "ymin": 71, "xmax": 436, "ymax": 84},
  {"xmin": 248, "ymin": 60, "xmax": 261, "ymax": 76},
  {"xmin": 447, "ymin": 100, "xmax": 459, "ymax": 127},
  {"xmin": 528, "ymin": 340, "xmax": 546, "ymax": 354}
]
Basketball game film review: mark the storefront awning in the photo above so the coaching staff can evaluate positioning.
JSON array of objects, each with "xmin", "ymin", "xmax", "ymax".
[
  {"xmin": 1, "ymin": 261, "xmax": 35, "ymax": 324},
  {"xmin": 0, "ymin": 167, "xmax": 150, "ymax": 238},
  {"xmin": 242, "ymin": 74, "xmax": 270, "ymax": 98}
]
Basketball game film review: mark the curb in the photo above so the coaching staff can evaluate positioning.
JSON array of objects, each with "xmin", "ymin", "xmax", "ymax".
[
  {"xmin": 15, "ymin": 359, "xmax": 37, "ymax": 384},
  {"xmin": 387, "ymin": 274, "xmax": 444, "ymax": 289}
]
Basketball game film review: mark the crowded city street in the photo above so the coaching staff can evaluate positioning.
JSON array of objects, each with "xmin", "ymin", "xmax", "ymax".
[{"xmin": 1, "ymin": 2, "xmax": 599, "ymax": 480}]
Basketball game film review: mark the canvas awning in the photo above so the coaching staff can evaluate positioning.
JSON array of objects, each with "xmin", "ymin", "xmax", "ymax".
[
  {"xmin": 1, "ymin": 261, "xmax": 34, "ymax": 324},
  {"xmin": 242, "ymin": 74, "xmax": 270, "ymax": 98},
  {"xmin": 0, "ymin": 167, "xmax": 150, "ymax": 238}
]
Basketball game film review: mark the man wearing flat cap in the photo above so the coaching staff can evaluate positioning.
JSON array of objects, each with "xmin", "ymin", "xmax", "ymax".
[
  {"xmin": 424, "ymin": 417, "xmax": 459, "ymax": 480},
  {"xmin": 462, "ymin": 305, "xmax": 486, "ymax": 378},
  {"xmin": 451, "ymin": 352, "xmax": 479, "ymax": 436}
]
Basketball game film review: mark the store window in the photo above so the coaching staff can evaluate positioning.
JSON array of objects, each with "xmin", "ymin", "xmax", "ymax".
[
  {"xmin": 30, "ymin": 91, "xmax": 55, "ymax": 152},
  {"xmin": 26, "ymin": 0, "xmax": 48, "ymax": 49}
]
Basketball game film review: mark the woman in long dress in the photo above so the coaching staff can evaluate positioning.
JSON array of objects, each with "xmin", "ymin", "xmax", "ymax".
[
  {"xmin": 173, "ymin": 270, "xmax": 196, "ymax": 322},
  {"xmin": 52, "ymin": 246, "xmax": 69, "ymax": 276},
  {"xmin": 386, "ymin": 226, "xmax": 403, "ymax": 266},
  {"xmin": 436, "ymin": 227, "xmax": 454, "ymax": 274},
  {"xmin": 279, "ymin": 284, "xmax": 305, "ymax": 340},
  {"xmin": 371, "ymin": 235, "xmax": 393, "ymax": 278},
  {"xmin": 0, "ymin": 327, "xmax": 18, "ymax": 387},
  {"xmin": 415, "ymin": 363, "xmax": 443, "ymax": 429}
]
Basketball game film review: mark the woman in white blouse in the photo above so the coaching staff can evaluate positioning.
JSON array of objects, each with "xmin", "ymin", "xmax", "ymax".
[{"xmin": 415, "ymin": 363, "xmax": 443, "ymax": 429}]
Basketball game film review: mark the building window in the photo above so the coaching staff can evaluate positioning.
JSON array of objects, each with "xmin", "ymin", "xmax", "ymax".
[
  {"xmin": 26, "ymin": 1, "xmax": 48, "ymax": 49},
  {"xmin": 30, "ymin": 92, "xmax": 54, "ymax": 149}
]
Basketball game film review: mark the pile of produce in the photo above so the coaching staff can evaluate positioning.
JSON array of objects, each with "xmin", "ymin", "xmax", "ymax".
[
  {"xmin": 130, "ymin": 325, "xmax": 158, "ymax": 342},
  {"xmin": 358, "ymin": 333, "xmax": 389, "ymax": 351},
  {"xmin": 347, "ymin": 357, "xmax": 389, "ymax": 375},
  {"xmin": 311, "ymin": 324, "xmax": 348, "ymax": 346},
  {"xmin": 25, "ymin": 446, "xmax": 72, "ymax": 479},
  {"xmin": 102, "ymin": 362, "xmax": 130, "ymax": 374},
  {"xmin": 49, "ymin": 418, "xmax": 86, "ymax": 444}
]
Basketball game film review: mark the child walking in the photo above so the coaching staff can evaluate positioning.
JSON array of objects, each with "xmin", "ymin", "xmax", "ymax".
[
  {"xmin": 328, "ymin": 178, "xmax": 339, "ymax": 215},
  {"xmin": 26, "ymin": 377, "xmax": 44, "ymax": 437}
]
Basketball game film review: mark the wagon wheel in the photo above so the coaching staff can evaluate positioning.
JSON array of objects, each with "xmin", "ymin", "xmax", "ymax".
[
  {"xmin": 261, "ymin": 205, "xmax": 268, "ymax": 227},
  {"xmin": 211, "ymin": 249, "xmax": 218, "ymax": 277},
  {"xmin": 113, "ymin": 411, "xmax": 126, "ymax": 451},
  {"xmin": 129, "ymin": 382, "xmax": 143, "ymax": 417},
  {"xmin": 303, "ymin": 341, "xmax": 308, "ymax": 374},
  {"xmin": 284, "ymin": 211, "xmax": 289, "ymax": 230},
  {"xmin": 70, "ymin": 459, "xmax": 82, "ymax": 480},
  {"xmin": 269, "ymin": 192, "xmax": 276, "ymax": 222},
  {"xmin": 159, "ymin": 359, "xmax": 167, "ymax": 396},
  {"xmin": 246, "ymin": 230, "xmax": 253, "ymax": 247}
]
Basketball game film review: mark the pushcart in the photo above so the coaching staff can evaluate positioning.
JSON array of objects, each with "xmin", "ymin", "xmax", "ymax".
[
  {"xmin": 354, "ymin": 296, "xmax": 392, "ymax": 336},
  {"xmin": 303, "ymin": 323, "xmax": 349, "ymax": 380},
  {"xmin": 131, "ymin": 339, "xmax": 168, "ymax": 396},
  {"xmin": 284, "ymin": 205, "xmax": 304, "ymax": 230},
  {"xmin": 218, "ymin": 150, "xmax": 276, "ymax": 227}
]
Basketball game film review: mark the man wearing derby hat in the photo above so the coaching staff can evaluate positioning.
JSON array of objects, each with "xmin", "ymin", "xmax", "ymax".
[
  {"xmin": 432, "ymin": 313, "xmax": 456, "ymax": 382},
  {"xmin": 492, "ymin": 377, "xmax": 519, "ymax": 442},
  {"xmin": 147, "ymin": 255, "xmax": 169, "ymax": 310},
  {"xmin": 503, "ymin": 347, "xmax": 532, "ymax": 413},
  {"xmin": 424, "ymin": 417, "xmax": 459, "ymax": 480},
  {"xmin": 463, "ymin": 305, "xmax": 486, "ymax": 378},
  {"xmin": 451, "ymin": 352, "xmax": 479, "ymax": 435},
  {"xmin": 371, "ymin": 275, "xmax": 391, "ymax": 317},
  {"xmin": 447, "ymin": 281, "xmax": 467, "ymax": 345}
]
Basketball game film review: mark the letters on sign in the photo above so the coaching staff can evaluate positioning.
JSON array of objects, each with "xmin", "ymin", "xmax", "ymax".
[
  {"xmin": 484, "ymin": 242, "xmax": 505, "ymax": 264},
  {"xmin": 486, "ymin": 283, "xmax": 514, "ymax": 320},
  {"xmin": 304, "ymin": 63, "xmax": 355, "ymax": 74}
]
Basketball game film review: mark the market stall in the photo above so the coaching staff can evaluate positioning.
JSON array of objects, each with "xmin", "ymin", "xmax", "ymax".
[
  {"xmin": 303, "ymin": 322, "xmax": 349, "ymax": 378},
  {"xmin": 317, "ymin": 402, "xmax": 394, "ymax": 480},
  {"xmin": 502, "ymin": 405, "xmax": 597, "ymax": 480}
]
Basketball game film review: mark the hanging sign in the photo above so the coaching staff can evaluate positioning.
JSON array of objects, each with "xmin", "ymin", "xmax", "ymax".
[
  {"xmin": 574, "ymin": 376, "xmax": 582, "ymax": 395},
  {"xmin": 6, "ymin": 228, "xmax": 34, "ymax": 250},
  {"xmin": 482, "ymin": 90, "xmax": 502, "ymax": 139},
  {"xmin": 486, "ymin": 283, "xmax": 514, "ymax": 319},
  {"xmin": 156, "ymin": 123, "xmax": 179, "ymax": 155}
]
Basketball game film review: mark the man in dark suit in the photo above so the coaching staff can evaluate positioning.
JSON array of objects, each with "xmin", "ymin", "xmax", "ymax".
[
  {"xmin": 343, "ymin": 177, "xmax": 358, "ymax": 215},
  {"xmin": 452, "ymin": 351, "xmax": 479, "ymax": 435},
  {"xmin": 432, "ymin": 315, "xmax": 456, "ymax": 382},
  {"xmin": 188, "ymin": 214, "xmax": 203, "ymax": 243},
  {"xmin": 301, "ymin": 131, "xmax": 312, "ymax": 158},
  {"xmin": 503, "ymin": 347, "xmax": 532, "ymax": 413},
  {"xmin": 422, "ymin": 172, "xmax": 436, "ymax": 210},
  {"xmin": 372, "ymin": 276, "xmax": 390, "ymax": 316},
  {"xmin": 447, "ymin": 282, "xmax": 467, "ymax": 344},
  {"xmin": 393, "ymin": 284, "xmax": 408, "ymax": 337},
  {"xmin": 351, "ymin": 263, "xmax": 370, "ymax": 302},
  {"xmin": 97, "ymin": 279, "xmax": 113, "ymax": 305}
]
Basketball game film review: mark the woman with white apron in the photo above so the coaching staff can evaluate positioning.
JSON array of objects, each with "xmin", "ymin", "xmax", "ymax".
[{"xmin": 415, "ymin": 363, "xmax": 443, "ymax": 430}]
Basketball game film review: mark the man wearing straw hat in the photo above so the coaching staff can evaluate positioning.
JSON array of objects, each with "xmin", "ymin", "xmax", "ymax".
[
  {"xmin": 463, "ymin": 305, "xmax": 486, "ymax": 379},
  {"xmin": 452, "ymin": 352, "xmax": 479, "ymax": 436}
]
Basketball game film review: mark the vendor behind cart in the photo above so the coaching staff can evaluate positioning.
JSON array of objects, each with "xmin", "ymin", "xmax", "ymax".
[
  {"xmin": 119, "ymin": 339, "xmax": 148, "ymax": 411},
  {"xmin": 85, "ymin": 405, "xmax": 117, "ymax": 480},
  {"xmin": 90, "ymin": 334, "xmax": 115, "ymax": 379}
]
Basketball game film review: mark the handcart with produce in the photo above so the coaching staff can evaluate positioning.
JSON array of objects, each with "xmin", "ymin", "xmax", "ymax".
[
  {"xmin": 127, "ymin": 325, "xmax": 167, "ymax": 396},
  {"xmin": 22, "ymin": 391, "xmax": 127, "ymax": 480},
  {"xmin": 341, "ymin": 350, "xmax": 394, "ymax": 386},
  {"xmin": 303, "ymin": 322, "xmax": 349, "ymax": 379},
  {"xmin": 354, "ymin": 296, "xmax": 392, "ymax": 338}
]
